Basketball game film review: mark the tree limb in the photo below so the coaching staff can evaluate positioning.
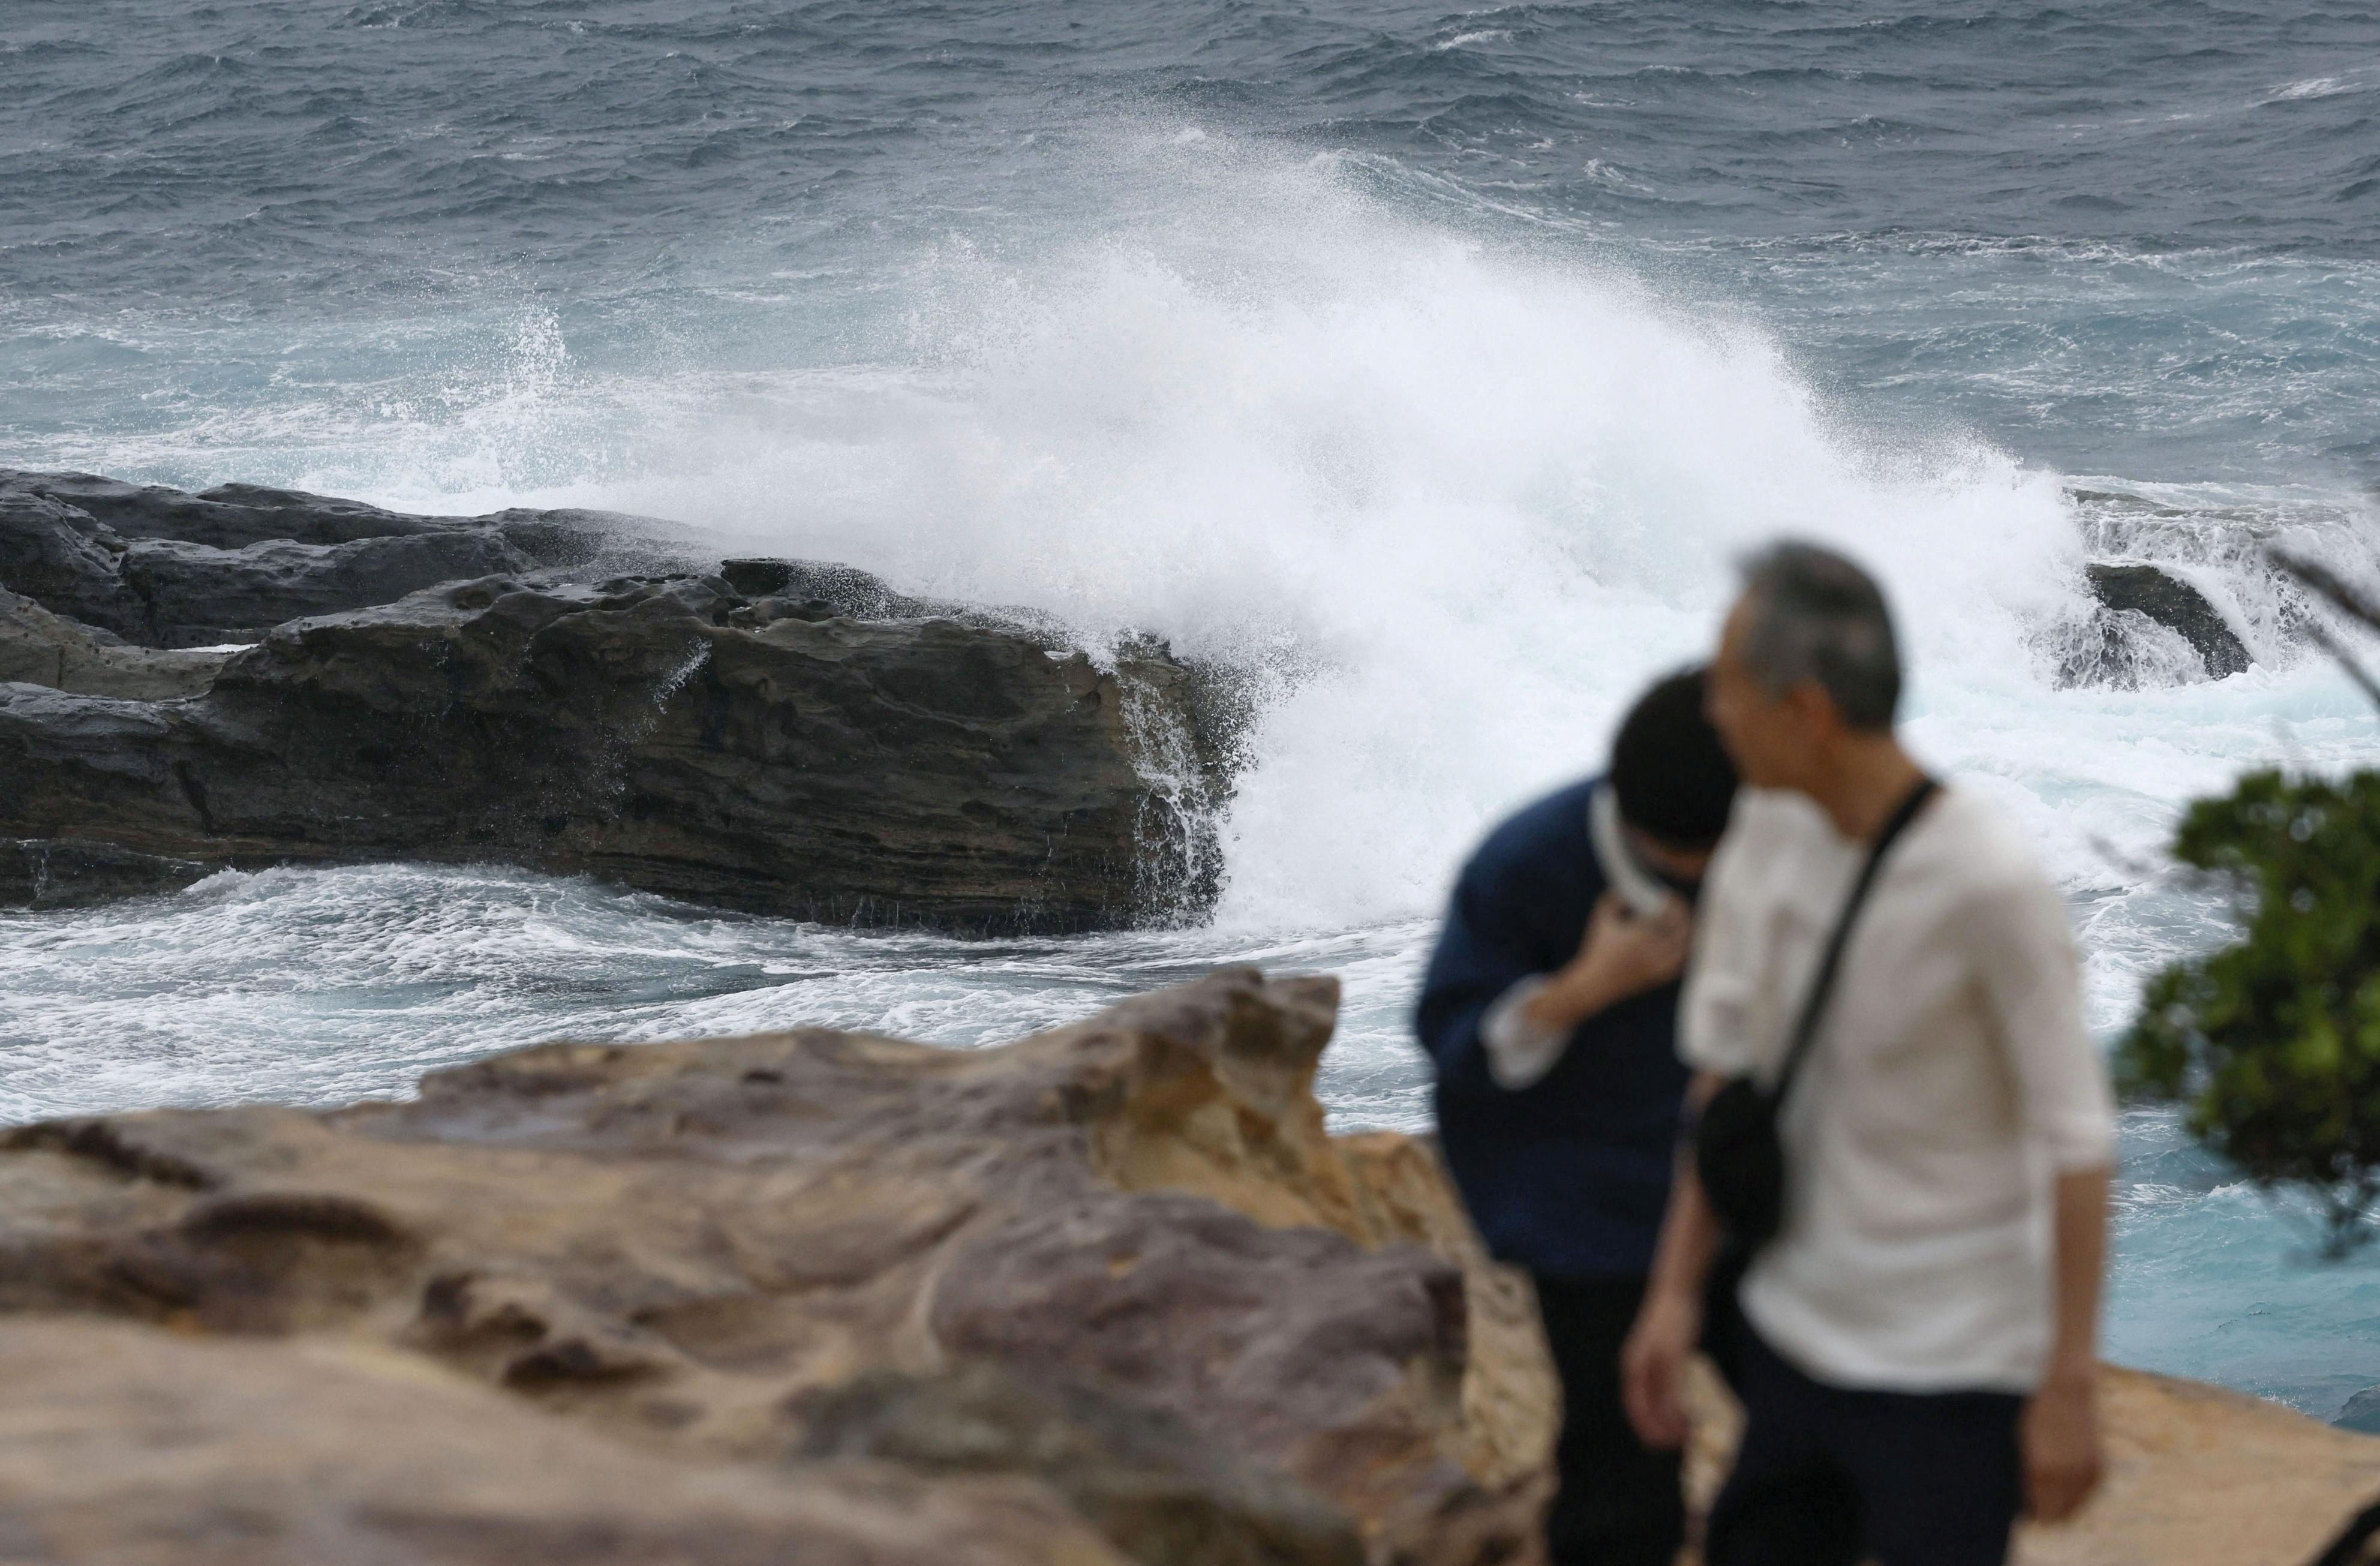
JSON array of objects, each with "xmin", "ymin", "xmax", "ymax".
[{"xmin": 2270, "ymin": 546, "xmax": 2380, "ymax": 713}]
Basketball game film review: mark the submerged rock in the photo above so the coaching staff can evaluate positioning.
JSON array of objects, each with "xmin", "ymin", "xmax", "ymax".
[
  {"xmin": 0, "ymin": 970, "xmax": 1553, "ymax": 1565},
  {"xmin": 2336, "ymin": 1385, "xmax": 2380, "ymax": 1435},
  {"xmin": 2085, "ymin": 561, "xmax": 2252, "ymax": 680},
  {"xmin": 0, "ymin": 837, "xmax": 215, "ymax": 910}
]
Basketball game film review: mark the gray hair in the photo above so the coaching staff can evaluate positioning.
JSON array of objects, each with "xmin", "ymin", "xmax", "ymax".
[{"xmin": 1736, "ymin": 542, "xmax": 1902, "ymax": 731}]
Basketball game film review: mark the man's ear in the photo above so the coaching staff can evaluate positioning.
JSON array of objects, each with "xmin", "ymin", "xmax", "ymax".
[{"xmin": 1784, "ymin": 678, "xmax": 1843, "ymax": 742}]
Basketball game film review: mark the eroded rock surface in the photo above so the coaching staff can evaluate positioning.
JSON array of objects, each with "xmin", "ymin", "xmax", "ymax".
[
  {"xmin": 0, "ymin": 970, "xmax": 1550, "ymax": 1566},
  {"xmin": 0, "ymin": 1316, "xmax": 1128, "ymax": 1566},
  {"xmin": 2017, "ymin": 1368, "xmax": 2380, "ymax": 1566},
  {"xmin": 0, "ymin": 585, "xmax": 231, "ymax": 700},
  {"xmin": 0, "ymin": 468, "xmax": 702, "ymax": 647},
  {"xmin": 0, "ymin": 967, "xmax": 2373, "ymax": 1563}
]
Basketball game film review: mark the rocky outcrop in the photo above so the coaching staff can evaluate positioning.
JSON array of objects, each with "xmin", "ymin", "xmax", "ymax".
[
  {"xmin": 0, "ymin": 1317, "xmax": 1131, "ymax": 1566},
  {"xmin": 0, "ymin": 572, "xmax": 1220, "ymax": 930},
  {"xmin": 2017, "ymin": 1367, "xmax": 2380, "ymax": 1566},
  {"xmin": 2085, "ymin": 561, "xmax": 2252, "ymax": 680},
  {"xmin": 0, "ymin": 837, "xmax": 215, "ymax": 910},
  {"xmin": 0, "ymin": 970, "xmax": 1552, "ymax": 1566},
  {"xmin": 0, "ymin": 469, "xmax": 1227, "ymax": 930},
  {"xmin": 0, "ymin": 468, "xmax": 704, "ymax": 647},
  {"xmin": 0, "ymin": 585, "xmax": 232, "ymax": 699},
  {"xmin": 0, "ymin": 967, "xmax": 2371, "ymax": 1563}
]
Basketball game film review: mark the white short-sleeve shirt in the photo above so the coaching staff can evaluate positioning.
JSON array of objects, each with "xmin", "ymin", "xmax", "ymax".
[{"xmin": 1684, "ymin": 785, "xmax": 2115, "ymax": 1394}]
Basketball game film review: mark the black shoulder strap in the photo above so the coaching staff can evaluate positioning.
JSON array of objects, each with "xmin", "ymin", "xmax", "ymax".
[{"xmin": 1772, "ymin": 776, "xmax": 1939, "ymax": 1099}]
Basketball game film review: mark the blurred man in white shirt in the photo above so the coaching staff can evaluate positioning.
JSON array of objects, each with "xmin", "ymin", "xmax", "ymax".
[{"xmin": 1621, "ymin": 542, "xmax": 2114, "ymax": 1566}]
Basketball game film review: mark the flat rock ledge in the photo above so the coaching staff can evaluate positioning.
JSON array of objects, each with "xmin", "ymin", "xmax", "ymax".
[
  {"xmin": 0, "ymin": 468, "xmax": 1231, "ymax": 930},
  {"xmin": 0, "ymin": 969, "xmax": 2371, "ymax": 1565}
]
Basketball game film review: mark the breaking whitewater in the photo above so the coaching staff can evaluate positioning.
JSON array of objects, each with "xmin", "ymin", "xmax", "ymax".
[{"xmin": 8, "ymin": 126, "xmax": 2380, "ymax": 1420}]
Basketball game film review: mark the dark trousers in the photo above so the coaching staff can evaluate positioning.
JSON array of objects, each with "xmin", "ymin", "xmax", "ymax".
[
  {"xmin": 1706, "ymin": 1328, "xmax": 2024, "ymax": 1566},
  {"xmin": 1534, "ymin": 1272, "xmax": 1686, "ymax": 1566}
]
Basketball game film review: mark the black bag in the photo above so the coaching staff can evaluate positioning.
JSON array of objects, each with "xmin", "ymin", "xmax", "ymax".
[{"xmin": 1695, "ymin": 776, "xmax": 1937, "ymax": 1382}]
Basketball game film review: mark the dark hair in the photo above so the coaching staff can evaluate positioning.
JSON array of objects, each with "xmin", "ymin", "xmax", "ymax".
[
  {"xmin": 1736, "ymin": 541, "xmax": 1902, "ymax": 731},
  {"xmin": 1610, "ymin": 666, "xmax": 1738, "ymax": 849}
]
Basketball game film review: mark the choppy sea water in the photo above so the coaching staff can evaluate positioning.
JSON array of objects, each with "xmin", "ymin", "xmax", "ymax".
[{"xmin": 7, "ymin": 0, "xmax": 2380, "ymax": 1418}]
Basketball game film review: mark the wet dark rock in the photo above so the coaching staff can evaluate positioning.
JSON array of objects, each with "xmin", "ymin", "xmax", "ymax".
[
  {"xmin": 112, "ymin": 530, "xmax": 542, "ymax": 648},
  {"xmin": 717, "ymin": 557, "xmax": 933, "ymax": 619},
  {"xmin": 2336, "ymin": 1386, "xmax": 2380, "ymax": 1435},
  {"xmin": 0, "ymin": 586, "xmax": 232, "ymax": 699},
  {"xmin": 0, "ymin": 572, "xmax": 1219, "ymax": 930},
  {"xmin": 0, "ymin": 836, "xmax": 215, "ymax": 909},
  {"xmin": 0, "ymin": 481, "xmax": 134, "ymax": 630},
  {"xmin": 0, "ymin": 469, "xmax": 1227, "ymax": 928},
  {"xmin": 5, "ymin": 469, "xmax": 470, "ymax": 549},
  {"xmin": 2086, "ymin": 562, "xmax": 2252, "ymax": 679},
  {"xmin": 0, "ymin": 468, "xmax": 711, "ymax": 648}
]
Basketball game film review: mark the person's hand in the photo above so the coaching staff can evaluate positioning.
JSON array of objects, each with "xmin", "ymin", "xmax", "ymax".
[
  {"xmin": 1538, "ymin": 891, "xmax": 1692, "ymax": 1023},
  {"xmin": 2021, "ymin": 1365, "xmax": 2103, "ymax": 1522},
  {"xmin": 1621, "ymin": 1284, "xmax": 1700, "ymax": 1451}
]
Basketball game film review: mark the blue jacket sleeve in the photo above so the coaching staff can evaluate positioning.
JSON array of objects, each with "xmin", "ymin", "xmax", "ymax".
[{"xmin": 1415, "ymin": 846, "xmax": 1552, "ymax": 1098}]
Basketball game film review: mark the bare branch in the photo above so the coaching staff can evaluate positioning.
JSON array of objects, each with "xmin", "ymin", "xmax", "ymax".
[
  {"xmin": 2271, "ymin": 545, "xmax": 2380, "ymax": 638},
  {"xmin": 2302, "ymin": 619, "xmax": 2380, "ymax": 715},
  {"xmin": 2270, "ymin": 546, "xmax": 2380, "ymax": 714}
]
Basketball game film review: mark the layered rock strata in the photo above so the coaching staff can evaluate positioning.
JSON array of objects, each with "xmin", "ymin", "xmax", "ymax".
[
  {"xmin": 0, "ymin": 467, "xmax": 697, "ymax": 647},
  {"xmin": 1, "ymin": 968, "xmax": 2373, "ymax": 1564},
  {"xmin": 0, "ymin": 470, "xmax": 1225, "ymax": 929},
  {"xmin": 0, "ymin": 969, "xmax": 1554, "ymax": 1566}
]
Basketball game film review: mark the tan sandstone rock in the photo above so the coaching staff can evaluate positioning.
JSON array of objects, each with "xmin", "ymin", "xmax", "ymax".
[
  {"xmin": 0, "ymin": 966, "xmax": 2373, "ymax": 1565},
  {"xmin": 2017, "ymin": 1366, "xmax": 2380, "ymax": 1566},
  {"xmin": 0, "ymin": 969, "xmax": 1544, "ymax": 1566},
  {"xmin": 0, "ymin": 1315, "xmax": 1126, "ymax": 1566}
]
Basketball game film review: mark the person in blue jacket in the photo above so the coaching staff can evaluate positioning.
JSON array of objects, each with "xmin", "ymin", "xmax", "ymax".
[{"xmin": 1416, "ymin": 668, "xmax": 1738, "ymax": 1566}]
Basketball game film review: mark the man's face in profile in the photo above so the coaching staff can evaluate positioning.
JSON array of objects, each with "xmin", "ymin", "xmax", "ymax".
[{"xmin": 1708, "ymin": 593, "xmax": 1815, "ymax": 792}]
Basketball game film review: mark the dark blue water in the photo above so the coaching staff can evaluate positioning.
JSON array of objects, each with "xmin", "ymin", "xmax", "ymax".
[
  {"xmin": 7, "ymin": 0, "xmax": 2380, "ymax": 1418},
  {"xmin": 9, "ymin": 1, "xmax": 2380, "ymax": 486}
]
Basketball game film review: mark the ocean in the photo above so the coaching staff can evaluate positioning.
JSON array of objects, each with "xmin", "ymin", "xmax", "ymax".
[{"xmin": 5, "ymin": 0, "xmax": 2380, "ymax": 1419}]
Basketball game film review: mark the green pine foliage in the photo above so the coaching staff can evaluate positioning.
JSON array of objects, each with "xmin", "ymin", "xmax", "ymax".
[{"xmin": 2120, "ymin": 768, "xmax": 2380, "ymax": 1257}]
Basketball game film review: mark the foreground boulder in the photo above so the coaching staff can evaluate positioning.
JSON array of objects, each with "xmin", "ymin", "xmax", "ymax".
[
  {"xmin": 0, "ymin": 970, "xmax": 1555, "ymax": 1565},
  {"xmin": 0, "ymin": 1317, "xmax": 1128, "ymax": 1566},
  {"xmin": 0, "ymin": 968, "xmax": 2371, "ymax": 1564},
  {"xmin": 0, "ymin": 555, "xmax": 1225, "ymax": 932}
]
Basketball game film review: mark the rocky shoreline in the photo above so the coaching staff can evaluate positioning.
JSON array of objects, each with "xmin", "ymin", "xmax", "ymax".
[
  {"xmin": 5, "ymin": 467, "xmax": 2357, "ymax": 1561},
  {"xmin": 0, "ymin": 469, "xmax": 1230, "ymax": 930},
  {"xmin": 0, "ymin": 467, "xmax": 2261, "ymax": 928},
  {"xmin": 0, "ymin": 967, "xmax": 2370, "ymax": 1565}
]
